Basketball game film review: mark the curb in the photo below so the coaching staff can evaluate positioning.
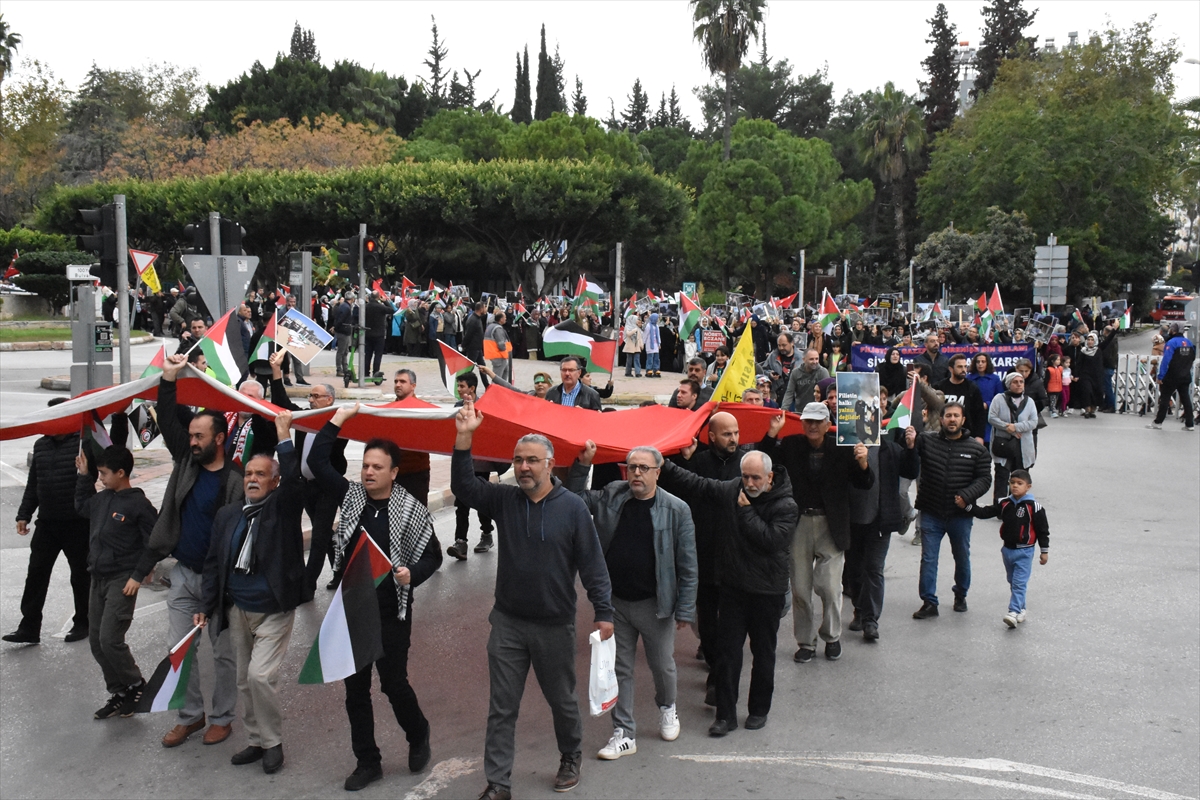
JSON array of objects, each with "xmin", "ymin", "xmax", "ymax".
[{"xmin": 2, "ymin": 334, "xmax": 155, "ymax": 352}]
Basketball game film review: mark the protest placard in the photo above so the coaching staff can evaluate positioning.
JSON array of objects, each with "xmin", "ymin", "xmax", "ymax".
[
  {"xmin": 836, "ymin": 372, "xmax": 881, "ymax": 446},
  {"xmin": 276, "ymin": 309, "xmax": 335, "ymax": 365}
]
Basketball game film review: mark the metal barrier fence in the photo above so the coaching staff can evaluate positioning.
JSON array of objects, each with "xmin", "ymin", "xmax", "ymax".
[{"xmin": 1112, "ymin": 354, "xmax": 1200, "ymax": 418}]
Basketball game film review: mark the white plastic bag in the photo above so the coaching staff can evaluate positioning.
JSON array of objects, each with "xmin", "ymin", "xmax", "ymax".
[{"xmin": 588, "ymin": 629, "xmax": 618, "ymax": 717}]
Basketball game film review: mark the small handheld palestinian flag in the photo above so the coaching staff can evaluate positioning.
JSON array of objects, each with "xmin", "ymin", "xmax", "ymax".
[
  {"xmin": 679, "ymin": 294, "xmax": 703, "ymax": 341},
  {"xmin": 298, "ymin": 530, "xmax": 392, "ymax": 684},
  {"xmin": 572, "ymin": 275, "xmax": 603, "ymax": 312},
  {"xmin": 186, "ymin": 308, "xmax": 248, "ymax": 386},
  {"xmin": 139, "ymin": 343, "xmax": 168, "ymax": 379},
  {"xmin": 1071, "ymin": 309, "xmax": 1086, "ymax": 328},
  {"xmin": 542, "ymin": 321, "xmax": 617, "ymax": 375},
  {"xmin": 249, "ymin": 314, "xmax": 278, "ymax": 367},
  {"xmin": 885, "ymin": 378, "xmax": 923, "ymax": 433},
  {"xmin": 134, "ymin": 625, "xmax": 200, "ymax": 713},
  {"xmin": 988, "ymin": 284, "xmax": 1004, "ymax": 315},
  {"xmin": 818, "ymin": 290, "xmax": 841, "ymax": 334},
  {"xmin": 82, "ymin": 410, "xmax": 113, "ymax": 458},
  {"xmin": 437, "ymin": 340, "xmax": 485, "ymax": 400},
  {"xmin": 1118, "ymin": 306, "xmax": 1132, "ymax": 330}
]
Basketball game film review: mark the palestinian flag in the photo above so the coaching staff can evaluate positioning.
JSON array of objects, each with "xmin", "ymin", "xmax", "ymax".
[
  {"xmin": 437, "ymin": 340, "xmax": 483, "ymax": 400},
  {"xmin": 249, "ymin": 314, "xmax": 277, "ymax": 366},
  {"xmin": 979, "ymin": 309, "xmax": 996, "ymax": 343},
  {"xmin": 886, "ymin": 378, "xmax": 922, "ymax": 432},
  {"xmin": 973, "ymin": 292, "xmax": 988, "ymax": 312},
  {"xmin": 772, "ymin": 292, "xmax": 798, "ymax": 311},
  {"xmin": 82, "ymin": 410, "xmax": 112, "ymax": 458},
  {"xmin": 400, "ymin": 276, "xmax": 417, "ymax": 296},
  {"xmin": 1118, "ymin": 306, "xmax": 1132, "ymax": 330},
  {"xmin": 1040, "ymin": 301, "xmax": 1047, "ymax": 314},
  {"xmin": 4, "ymin": 250, "xmax": 19, "ymax": 280},
  {"xmin": 188, "ymin": 309, "xmax": 248, "ymax": 386},
  {"xmin": 624, "ymin": 292, "xmax": 638, "ymax": 320},
  {"xmin": 298, "ymin": 530, "xmax": 392, "ymax": 684},
  {"xmin": 679, "ymin": 294, "xmax": 703, "ymax": 341},
  {"xmin": 510, "ymin": 301, "xmax": 528, "ymax": 322},
  {"xmin": 572, "ymin": 275, "xmax": 603, "ymax": 311},
  {"xmin": 988, "ymin": 284, "xmax": 1004, "ymax": 314},
  {"xmin": 646, "ymin": 289, "xmax": 659, "ymax": 303},
  {"xmin": 276, "ymin": 287, "xmax": 289, "ymax": 308},
  {"xmin": 818, "ymin": 290, "xmax": 841, "ymax": 334},
  {"xmin": 921, "ymin": 301, "xmax": 943, "ymax": 323},
  {"xmin": 139, "ymin": 344, "xmax": 167, "ymax": 379},
  {"xmin": 542, "ymin": 321, "xmax": 617, "ymax": 374},
  {"xmin": 134, "ymin": 625, "xmax": 199, "ymax": 713},
  {"xmin": 1072, "ymin": 309, "xmax": 1086, "ymax": 327}
]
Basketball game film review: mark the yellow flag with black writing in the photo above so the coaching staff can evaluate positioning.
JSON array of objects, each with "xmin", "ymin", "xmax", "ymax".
[{"xmin": 712, "ymin": 327, "xmax": 757, "ymax": 403}]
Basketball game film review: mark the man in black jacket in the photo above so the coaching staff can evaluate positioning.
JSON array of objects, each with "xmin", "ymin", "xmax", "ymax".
[
  {"xmin": 268, "ymin": 351, "xmax": 344, "ymax": 598},
  {"xmin": 934, "ymin": 354, "xmax": 985, "ymax": 445},
  {"xmin": 333, "ymin": 294, "xmax": 356, "ymax": 378},
  {"xmin": 759, "ymin": 403, "xmax": 873, "ymax": 663},
  {"xmin": 195, "ymin": 411, "xmax": 303, "ymax": 775},
  {"xmin": 545, "ymin": 356, "xmax": 603, "ymax": 410},
  {"xmin": 911, "ymin": 402, "xmax": 992, "ymax": 618},
  {"xmin": 311, "ymin": 404, "xmax": 443, "ymax": 792},
  {"xmin": 461, "ymin": 301, "xmax": 487, "ymax": 365},
  {"xmin": 913, "ymin": 335, "xmax": 949, "ymax": 385},
  {"xmin": 5, "ymin": 399, "xmax": 91, "ymax": 645},
  {"xmin": 659, "ymin": 450, "xmax": 798, "ymax": 737}
]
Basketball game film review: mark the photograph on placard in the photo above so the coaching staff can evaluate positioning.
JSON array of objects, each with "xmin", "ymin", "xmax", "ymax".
[{"xmin": 836, "ymin": 372, "xmax": 881, "ymax": 447}]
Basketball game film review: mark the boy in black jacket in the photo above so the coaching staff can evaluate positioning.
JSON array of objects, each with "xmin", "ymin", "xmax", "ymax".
[
  {"xmin": 957, "ymin": 469, "xmax": 1049, "ymax": 629},
  {"xmin": 75, "ymin": 446, "xmax": 159, "ymax": 719}
]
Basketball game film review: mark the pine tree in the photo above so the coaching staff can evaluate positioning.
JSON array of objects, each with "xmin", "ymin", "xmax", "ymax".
[
  {"xmin": 920, "ymin": 3, "xmax": 959, "ymax": 139},
  {"xmin": 972, "ymin": 0, "xmax": 1037, "ymax": 98},
  {"xmin": 534, "ymin": 24, "xmax": 554, "ymax": 120},
  {"xmin": 288, "ymin": 22, "xmax": 319, "ymax": 63},
  {"xmin": 667, "ymin": 85, "xmax": 685, "ymax": 128},
  {"xmin": 423, "ymin": 16, "xmax": 450, "ymax": 111},
  {"xmin": 511, "ymin": 46, "xmax": 532, "ymax": 123},
  {"xmin": 621, "ymin": 78, "xmax": 650, "ymax": 133},
  {"xmin": 571, "ymin": 75, "xmax": 588, "ymax": 116},
  {"xmin": 551, "ymin": 45, "xmax": 567, "ymax": 113},
  {"xmin": 652, "ymin": 93, "xmax": 669, "ymax": 128}
]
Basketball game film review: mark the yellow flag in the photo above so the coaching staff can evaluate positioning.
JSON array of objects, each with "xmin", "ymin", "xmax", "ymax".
[
  {"xmin": 141, "ymin": 264, "xmax": 162, "ymax": 294},
  {"xmin": 712, "ymin": 327, "xmax": 757, "ymax": 403}
]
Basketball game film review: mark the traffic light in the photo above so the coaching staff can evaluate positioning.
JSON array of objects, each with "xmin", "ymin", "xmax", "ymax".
[
  {"xmin": 219, "ymin": 219, "xmax": 245, "ymax": 255},
  {"xmin": 362, "ymin": 236, "xmax": 382, "ymax": 277},
  {"xmin": 77, "ymin": 204, "xmax": 118, "ymax": 288},
  {"xmin": 183, "ymin": 221, "xmax": 211, "ymax": 255},
  {"xmin": 335, "ymin": 235, "xmax": 361, "ymax": 271}
]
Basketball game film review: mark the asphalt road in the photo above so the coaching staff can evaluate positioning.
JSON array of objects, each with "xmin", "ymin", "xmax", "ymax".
[{"xmin": 1, "ymin": 333, "xmax": 1196, "ymax": 799}]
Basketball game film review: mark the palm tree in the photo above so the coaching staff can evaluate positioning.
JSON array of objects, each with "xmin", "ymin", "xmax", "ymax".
[
  {"xmin": 0, "ymin": 14, "xmax": 20, "ymax": 105},
  {"xmin": 857, "ymin": 82, "xmax": 926, "ymax": 268},
  {"xmin": 690, "ymin": 0, "xmax": 764, "ymax": 161}
]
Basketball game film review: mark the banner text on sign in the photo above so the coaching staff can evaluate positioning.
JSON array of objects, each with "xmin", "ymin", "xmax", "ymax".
[{"xmin": 849, "ymin": 343, "xmax": 1038, "ymax": 374}]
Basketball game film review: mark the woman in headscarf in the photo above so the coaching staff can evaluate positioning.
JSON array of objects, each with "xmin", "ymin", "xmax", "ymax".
[
  {"xmin": 988, "ymin": 371, "xmax": 1039, "ymax": 502},
  {"xmin": 1045, "ymin": 334, "xmax": 1063, "ymax": 360},
  {"xmin": 876, "ymin": 346, "xmax": 908, "ymax": 398},
  {"xmin": 1074, "ymin": 326, "xmax": 1117, "ymax": 418},
  {"xmin": 644, "ymin": 312, "xmax": 662, "ymax": 377}
]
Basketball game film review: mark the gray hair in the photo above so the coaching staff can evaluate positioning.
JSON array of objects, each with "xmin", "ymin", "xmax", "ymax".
[
  {"xmin": 740, "ymin": 449, "xmax": 772, "ymax": 475},
  {"xmin": 740, "ymin": 388, "xmax": 762, "ymax": 402},
  {"xmin": 394, "ymin": 368, "xmax": 417, "ymax": 384},
  {"xmin": 319, "ymin": 383, "xmax": 336, "ymax": 401},
  {"xmin": 516, "ymin": 433, "xmax": 554, "ymax": 458},
  {"xmin": 626, "ymin": 446, "xmax": 663, "ymax": 468},
  {"xmin": 245, "ymin": 453, "xmax": 280, "ymax": 478},
  {"xmin": 238, "ymin": 380, "xmax": 264, "ymax": 399}
]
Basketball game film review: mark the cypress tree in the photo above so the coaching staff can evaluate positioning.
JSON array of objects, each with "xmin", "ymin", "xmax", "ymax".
[
  {"xmin": 534, "ymin": 24, "xmax": 553, "ymax": 120},
  {"xmin": 920, "ymin": 3, "xmax": 959, "ymax": 139},
  {"xmin": 972, "ymin": 0, "xmax": 1037, "ymax": 98},
  {"xmin": 512, "ymin": 46, "xmax": 532, "ymax": 123}
]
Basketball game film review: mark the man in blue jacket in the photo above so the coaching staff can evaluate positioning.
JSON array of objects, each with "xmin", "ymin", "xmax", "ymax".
[
  {"xmin": 1148, "ymin": 323, "xmax": 1195, "ymax": 431},
  {"xmin": 452, "ymin": 401, "xmax": 613, "ymax": 800}
]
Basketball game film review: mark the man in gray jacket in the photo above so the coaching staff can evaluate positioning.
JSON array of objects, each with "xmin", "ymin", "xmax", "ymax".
[
  {"xmin": 567, "ymin": 441, "xmax": 697, "ymax": 761},
  {"xmin": 781, "ymin": 349, "xmax": 830, "ymax": 412}
]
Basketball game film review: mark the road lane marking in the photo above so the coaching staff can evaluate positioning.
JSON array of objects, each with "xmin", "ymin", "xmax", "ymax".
[
  {"xmin": 672, "ymin": 753, "xmax": 1190, "ymax": 800},
  {"xmin": 404, "ymin": 757, "xmax": 480, "ymax": 800},
  {"xmin": 0, "ymin": 460, "xmax": 28, "ymax": 482}
]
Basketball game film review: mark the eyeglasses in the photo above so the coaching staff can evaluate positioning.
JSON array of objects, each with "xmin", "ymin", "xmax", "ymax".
[
  {"xmin": 307, "ymin": 392, "xmax": 327, "ymax": 399},
  {"xmin": 625, "ymin": 463, "xmax": 658, "ymax": 474},
  {"xmin": 512, "ymin": 456, "xmax": 545, "ymax": 467},
  {"xmin": 560, "ymin": 367, "xmax": 580, "ymax": 373}
]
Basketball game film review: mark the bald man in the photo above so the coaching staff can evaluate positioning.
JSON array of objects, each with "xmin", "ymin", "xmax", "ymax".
[{"xmin": 671, "ymin": 411, "xmax": 753, "ymax": 705}]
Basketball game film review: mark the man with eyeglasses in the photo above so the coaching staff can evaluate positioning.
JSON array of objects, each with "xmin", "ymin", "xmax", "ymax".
[
  {"xmin": 544, "ymin": 355, "xmax": 603, "ymax": 411},
  {"xmin": 566, "ymin": 441, "xmax": 697, "ymax": 760},
  {"xmin": 452, "ymin": 400, "xmax": 612, "ymax": 800},
  {"xmin": 268, "ymin": 351, "xmax": 345, "ymax": 600}
]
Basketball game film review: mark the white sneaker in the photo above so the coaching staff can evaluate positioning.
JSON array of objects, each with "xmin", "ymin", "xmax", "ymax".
[
  {"xmin": 1016, "ymin": 609, "xmax": 1027, "ymax": 623},
  {"xmin": 598, "ymin": 727, "xmax": 636, "ymax": 760},
  {"xmin": 659, "ymin": 704, "xmax": 680, "ymax": 741},
  {"xmin": 1051, "ymin": 412, "xmax": 1058, "ymax": 418},
  {"xmin": 1003, "ymin": 612, "xmax": 1018, "ymax": 629},
  {"xmin": 1146, "ymin": 422, "xmax": 1162, "ymax": 429}
]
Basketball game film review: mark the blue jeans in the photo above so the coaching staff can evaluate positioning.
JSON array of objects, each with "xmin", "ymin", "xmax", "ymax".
[
  {"xmin": 1001, "ymin": 546, "xmax": 1035, "ymax": 613},
  {"xmin": 1103, "ymin": 368, "xmax": 1116, "ymax": 409},
  {"xmin": 624, "ymin": 351, "xmax": 641, "ymax": 376},
  {"xmin": 645, "ymin": 351, "xmax": 660, "ymax": 372},
  {"xmin": 918, "ymin": 513, "xmax": 973, "ymax": 605}
]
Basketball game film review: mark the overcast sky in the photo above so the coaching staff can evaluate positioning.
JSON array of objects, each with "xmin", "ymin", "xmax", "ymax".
[{"xmin": 5, "ymin": 0, "xmax": 1199, "ymax": 124}]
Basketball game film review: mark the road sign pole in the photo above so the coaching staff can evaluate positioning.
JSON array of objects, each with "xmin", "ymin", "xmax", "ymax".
[
  {"xmin": 614, "ymin": 242, "xmax": 622, "ymax": 314},
  {"xmin": 208, "ymin": 212, "xmax": 224, "ymax": 315},
  {"xmin": 358, "ymin": 223, "xmax": 366, "ymax": 389},
  {"xmin": 798, "ymin": 249, "xmax": 805, "ymax": 312},
  {"xmin": 908, "ymin": 260, "xmax": 915, "ymax": 320},
  {"xmin": 842, "ymin": 259, "xmax": 849, "ymax": 297},
  {"xmin": 114, "ymin": 195, "xmax": 131, "ymax": 383}
]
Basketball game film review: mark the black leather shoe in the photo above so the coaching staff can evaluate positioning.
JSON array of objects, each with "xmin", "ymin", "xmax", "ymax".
[
  {"xmin": 862, "ymin": 621, "xmax": 879, "ymax": 641},
  {"xmin": 745, "ymin": 714, "xmax": 768, "ymax": 730},
  {"xmin": 409, "ymin": 725, "xmax": 431, "ymax": 773},
  {"xmin": 262, "ymin": 744, "xmax": 283, "ymax": 774},
  {"xmin": 64, "ymin": 627, "xmax": 89, "ymax": 643},
  {"xmin": 1, "ymin": 629, "xmax": 40, "ymax": 645},
  {"xmin": 794, "ymin": 647, "xmax": 815, "ymax": 663},
  {"xmin": 708, "ymin": 718, "xmax": 737, "ymax": 737},
  {"xmin": 326, "ymin": 578, "xmax": 339, "ymax": 591},
  {"xmin": 913, "ymin": 601, "xmax": 939, "ymax": 619},
  {"xmin": 953, "ymin": 597, "xmax": 968, "ymax": 613},
  {"xmin": 344, "ymin": 763, "xmax": 382, "ymax": 791},
  {"xmin": 847, "ymin": 612, "xmax": 862, "ymax": 632},
  {"xmin": 231, "ymin": 745, "xmax": 264, "ymax": 765}
]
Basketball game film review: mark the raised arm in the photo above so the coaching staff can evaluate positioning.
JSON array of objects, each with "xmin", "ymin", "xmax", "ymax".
[
  {"xmin": 564, "ymin": 440, "xmax": 603, "ymax": 512},
  {"xmin": 268, "ymin": 351, "xmax": 302, "ymax": 410},
  {"xmin": 156, "ymin": 355, "xmax": 192, "ymax": 459},
  {"xmin": 450, "ymin": 400, "xmax": 505, "ymax": 517},
  {"xmin": 308, "ymin": 405, "xmax": 356, "ymax": 506}
]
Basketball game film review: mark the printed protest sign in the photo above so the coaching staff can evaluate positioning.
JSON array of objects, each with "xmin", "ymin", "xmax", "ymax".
[
  {"xmin": 276, "ymin": 309, "xmax": 335, "ymax": 365},
  {"xmin": 836, "ymin": 372, "xmax": 881, "ymax": 446}
]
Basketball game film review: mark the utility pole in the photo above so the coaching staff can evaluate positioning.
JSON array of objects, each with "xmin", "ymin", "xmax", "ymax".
[
  {"xmin": 908, "ymin": 259, "xmax": 915, "ymax": 318},
  {"xmin": 613, "ymin": 242, "xmax": 623, "ymax": 319},
  {"xmin": 113, "ymin": 195, "xmax": 131, "ymax": 383},
  {"xmin": 797, "ymin": 249, "xmax": 805, "ymax": 312},
  {"xmin": 358, "ymin": 222, "xmax": 366, "ymax": 389},
  {"xmin": 842, "ymin": 259, "xmax": 849, "ymax": 297},
  {"xmin": 208, "ymin": 211, "xmax": 223, "ymax": 312}
]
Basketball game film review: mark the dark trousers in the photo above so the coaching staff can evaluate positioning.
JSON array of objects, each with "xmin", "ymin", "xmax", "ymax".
[
  {"xmin": 994, "ymin": 454, "xmax": 1027, "ymax": 503},
  {"xmin": 397, "ymin": 470, "xmax": 430, "ymax": 508},
  {"xmin": 846, "ymin": 522, "xmax": 891, "ymax": 624},
  {"xmin": 303, "ymin": 484, "xmax": 339, "ymax": 594},
  {"xmin": 715, "ymin": 586, "xmax": 783, "ymax": 724},
  {"xmin": 1155, "ymin": 377, "xmax": 1195, "ymax": 427},
  {"xmin": 695, "ymin": 582, "xmax": 720, "ymax": 688},
  {"xmin": 454, "ymin": 474, "xmax": 493, "ymax": 542},
  {"xmin": 344, "ymin": 609, "xmax": 428, "ymax": 768},
  {"xmin": 364, "ymin": 336, "xmax": 385, "ymax": 375},
  {"xmin": 18, "ymin": 518, "xmax": 90, "ymax": 634},
  {"xmin": 484, "ymin": 608, "xmax": 581, "ymax": 790},
  {"xmin": 89, "ymin": 574, "xmax": 141, "ymax": 693}
]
